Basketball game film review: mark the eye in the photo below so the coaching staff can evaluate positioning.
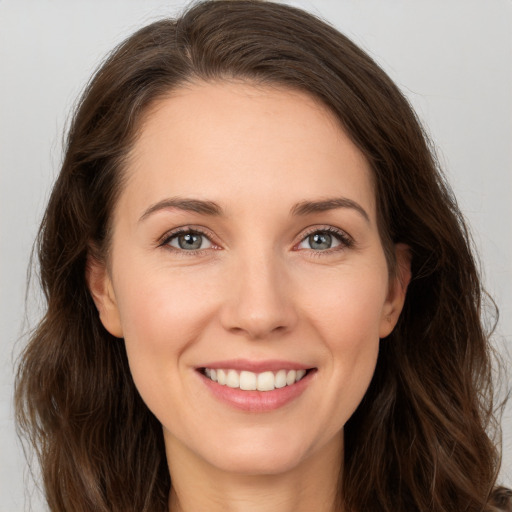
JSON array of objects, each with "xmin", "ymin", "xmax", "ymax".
[
  {"xmin": 166, "ymin": 230, "xmax": 213, "ymax": 251},
  {"xmin": 296, "ymin": 228, "xmax": 351, "ymax": 251}
]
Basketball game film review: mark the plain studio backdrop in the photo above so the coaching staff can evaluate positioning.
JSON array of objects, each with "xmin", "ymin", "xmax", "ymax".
[{"xmin": 1, "ymin": 1, "xmax": 511, "ymax": 510}]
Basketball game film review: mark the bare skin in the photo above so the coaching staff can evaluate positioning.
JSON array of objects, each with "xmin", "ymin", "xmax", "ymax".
[
  {"xmin": 88, "ymin": 81, "xmax": 410, "ymax": 512},
  {"xmin": 167, "ymin": 431, "xmax": 341, "ymax": 512}
]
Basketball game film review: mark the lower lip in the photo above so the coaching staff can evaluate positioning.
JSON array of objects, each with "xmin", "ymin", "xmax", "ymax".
[{"xmin": 198, "ymin": 370, "xmax": 315, "ymax": 412}]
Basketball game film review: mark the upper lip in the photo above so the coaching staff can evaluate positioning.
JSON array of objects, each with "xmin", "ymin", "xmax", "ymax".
[{"xmin": 197, "ymin": 359, "xmax": 313, "ymax": 373}]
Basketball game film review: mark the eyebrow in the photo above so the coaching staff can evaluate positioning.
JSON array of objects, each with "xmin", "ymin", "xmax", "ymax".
[
  {"xmin": 291, "ymin": 197, "xmax": 370, "ymax": 223},
  {"xmin": 139, "ymin": 196, "xmax": 370, "ymax": 223},
  {"xmin": 139, "ymin": 197, "xmax": 224, "ymax": 222}
]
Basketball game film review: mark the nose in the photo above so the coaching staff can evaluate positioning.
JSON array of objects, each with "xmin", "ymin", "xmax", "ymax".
[{"xmin": 219, "ymin": 250, "xmax": 298, "ymax": 340}]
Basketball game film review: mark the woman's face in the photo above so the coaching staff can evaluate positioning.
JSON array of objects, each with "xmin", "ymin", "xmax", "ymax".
[{"xmin": 90, "ymin": 81, "xmax": 409, "ymax": 477}]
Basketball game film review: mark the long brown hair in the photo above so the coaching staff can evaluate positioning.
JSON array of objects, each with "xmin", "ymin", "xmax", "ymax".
[{"xmin": 15, "ymin": 1, "xmax": 508, "ymax": 511}]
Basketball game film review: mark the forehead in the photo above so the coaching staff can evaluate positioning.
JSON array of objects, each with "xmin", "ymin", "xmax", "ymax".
[{"xmin": 118, "ymin": 80, "xmax": 375, "ymax": 222}]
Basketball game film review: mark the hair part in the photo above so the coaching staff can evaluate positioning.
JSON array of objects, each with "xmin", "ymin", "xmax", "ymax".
[{"xmin": 15, "ymin": 1, "xmax": 507, "ymax": 511}]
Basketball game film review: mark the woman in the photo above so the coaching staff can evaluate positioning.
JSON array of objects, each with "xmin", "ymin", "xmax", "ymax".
[{"xmin": 15, "ymin": 1, "xmax": 511, "ymax": 511}]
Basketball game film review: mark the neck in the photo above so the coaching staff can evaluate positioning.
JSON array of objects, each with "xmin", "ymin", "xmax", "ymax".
[{"xmin": 166, "ymin": 434, "xmax": 343, "ymax": 512}]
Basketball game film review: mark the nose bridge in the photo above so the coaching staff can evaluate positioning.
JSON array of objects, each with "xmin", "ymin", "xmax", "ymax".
[{"xmin": 220, "ymin": 244, "xmax": 297, "ymax": 339}]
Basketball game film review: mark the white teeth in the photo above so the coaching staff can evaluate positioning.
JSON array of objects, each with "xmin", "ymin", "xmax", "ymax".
[
  {"xmin": 286, "ymin": 370, "xmax": 296, "ymax": 385},
  {"xmin": 203, "ymin": 367, "xmax": 309, "ymax": 391},
  {"xmin": 275, "ymin": 369, "xmax": 287, "ymax": 389},
  {"xmin": 295, "ymin": 369, "xmax": 306, "ymax": 381},
  {"xmin": 257, "ymin": 371, "xmax": 275, "ymax": 391},
  {"xmin": 239, "ymin": 370, "xmax": 257, "ymax": 390},
  {"xmin": 217, "ymin": 369, "xmax": 227, "ymax": 385},
  {"xmin": 226, "ymin": 369, "xmax": 240, "ymax": 388}
]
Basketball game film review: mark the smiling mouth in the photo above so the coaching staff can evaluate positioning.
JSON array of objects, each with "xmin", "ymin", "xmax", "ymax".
[{"xmin": 200, "ymin": 368, "xmax": 313, "ymax": 392}]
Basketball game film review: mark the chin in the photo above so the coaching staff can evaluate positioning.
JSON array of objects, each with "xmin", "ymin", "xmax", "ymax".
[
  {"xmin": 199, "ymin": 430, "xmax": 319, "ymax": 476},
  {"xmin": 213, "ymin": 449, "xmax": 306, "ymax": 476}
]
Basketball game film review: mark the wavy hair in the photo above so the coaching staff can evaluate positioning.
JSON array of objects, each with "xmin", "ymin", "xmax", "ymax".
[{"xmin": 15, "ymin": 1, "xmax": 509, "ymax": 511}]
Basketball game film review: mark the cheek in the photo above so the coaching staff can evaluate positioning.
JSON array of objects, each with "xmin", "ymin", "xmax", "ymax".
[
  {"xmin": 114, "ymin": 255, "xmax": 219, "ymax": 338},
  {"xmin": 302, "ymin": 261, "xmax": 389, "ymax": 343},
  {"xmin": 111, "ymin": 261, "xmax": 221, "ymax": 394},
  {"xmin": 317, "ymin": 281, "xmax": 383, "ymax": 380},
  {"xmin": 299, "ymin": 264, "xmax": 386, "ymax": 418}
]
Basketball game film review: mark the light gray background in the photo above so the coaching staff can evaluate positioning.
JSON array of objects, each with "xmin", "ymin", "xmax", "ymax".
[{"xmin": 1, "ymin": 1, "xmax": 511, "ymax": 510}]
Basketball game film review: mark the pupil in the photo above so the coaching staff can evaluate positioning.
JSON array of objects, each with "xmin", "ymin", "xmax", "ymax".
[
  {"xmin": 310, "ymin": 232, "xmax": 331, "ymax": 250},
  {"xmin": 179, "ymin": 233, "xmax": 201, "ymax": 250}
]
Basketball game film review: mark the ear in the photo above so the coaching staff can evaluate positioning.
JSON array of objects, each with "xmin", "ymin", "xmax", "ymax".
[
  {"xmin": 86, "ymin": 254, "xmax": 124, "ymax": 338},
  {"xmin": 379, "ymin": 243, "xmax": 411, "ymax": 339}
]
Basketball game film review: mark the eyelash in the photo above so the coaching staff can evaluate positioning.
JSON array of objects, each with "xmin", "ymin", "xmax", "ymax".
[
  {"xmin": 158, "ymin": 225, "xmax": 354, "ymax": 256},
  {"xmin": 298, "ymin": 226, "xmax": 354, "ymax": 254},
  {"xmin": 159, "ymin": 227, "xmax": 218, "ymax": 256}
]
